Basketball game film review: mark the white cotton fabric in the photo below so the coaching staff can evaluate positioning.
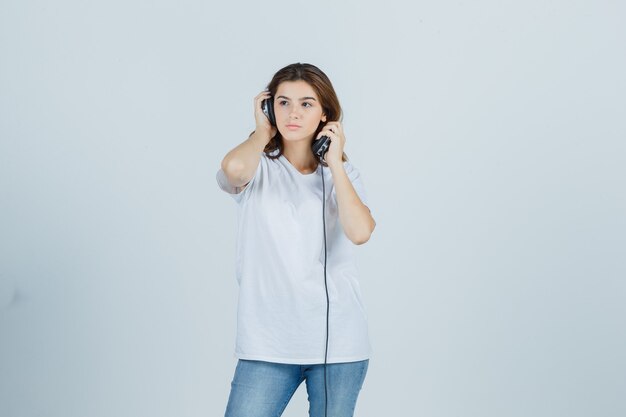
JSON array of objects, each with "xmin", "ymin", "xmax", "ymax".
[{"xmin": 216, "ymin": 149, "xmax": 372, "ymax": 364}]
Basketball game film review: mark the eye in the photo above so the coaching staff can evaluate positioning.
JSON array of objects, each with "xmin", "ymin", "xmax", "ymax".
[
  {"xmin": 302, "ymin": 102, "xmax": 312, "ymax": 108},
  {"xmin": 279, "ymin": 100, "xmax": 289, "ymax": 106}
]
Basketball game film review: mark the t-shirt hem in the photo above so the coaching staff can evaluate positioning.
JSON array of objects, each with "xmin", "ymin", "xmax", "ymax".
[{"xmin": 234, "ymin": 351, "xmax": 371, "ymax": 365}]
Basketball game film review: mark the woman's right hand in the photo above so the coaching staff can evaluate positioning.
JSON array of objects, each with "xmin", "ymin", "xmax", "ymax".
[{"xmin": 254, "ymin": 90, "xmax": 277, "ymax": 140}]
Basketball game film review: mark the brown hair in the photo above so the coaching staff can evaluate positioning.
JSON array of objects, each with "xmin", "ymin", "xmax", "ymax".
[{"xmin": 257, "ymin": 63, "xmax": 348, "ymax": 165}]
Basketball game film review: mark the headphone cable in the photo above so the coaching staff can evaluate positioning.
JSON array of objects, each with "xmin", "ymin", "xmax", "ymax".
[{"xmin": 320, "ymin": 160, "xmax": 330, "ymax": 417}]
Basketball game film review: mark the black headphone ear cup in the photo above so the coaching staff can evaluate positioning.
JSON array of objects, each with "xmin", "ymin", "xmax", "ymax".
[
  {"xmin": 263, "ymin": 97, "xmax": 276, "ymax": 127},
  {"xmin": 312, "ymin": 135, "xmax": 331, "ymax": 158},
  {"xmin": 268, "ymin": 99, "xmax": 276, "ymax": 126}
]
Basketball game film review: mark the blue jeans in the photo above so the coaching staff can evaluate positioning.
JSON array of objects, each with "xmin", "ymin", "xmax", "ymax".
[{"xmin": 224, "ymin": 359, "xmax": 369, "ymax": 417}]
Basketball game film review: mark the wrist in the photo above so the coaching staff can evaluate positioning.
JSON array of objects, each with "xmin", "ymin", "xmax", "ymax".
[
  {"xmin": 250, "ymin": 130, "xmax": 271, "ymax": 150},
  {"xmin": 326, "ymin": 159, "xmax": 344, "ymax": 171}
]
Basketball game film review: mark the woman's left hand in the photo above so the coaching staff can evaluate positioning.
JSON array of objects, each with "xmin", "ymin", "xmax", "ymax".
[{"xmin": 316, "ymin": 121, "xmax": 345, "ymax": 168}]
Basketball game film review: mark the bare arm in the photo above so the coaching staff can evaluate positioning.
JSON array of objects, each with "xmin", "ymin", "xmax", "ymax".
[
  {"xmin": 315, "ymin": 121, "xmax": 375, "ymax": 245},
  {"xmin": 221, "ymin": 130, "xmax": 271, "ymax": 187},
  {"xmin": 328, "ymin": 162, "xmax": 376, "ymax": 245},
  {"xmin": 220, "ymin": 90, "xmax": 276, "ymax": 188}
]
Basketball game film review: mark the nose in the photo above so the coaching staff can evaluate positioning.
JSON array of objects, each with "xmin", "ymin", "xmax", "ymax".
[{"xmin": 288, "ymin": 107, "xmax": 301, "ymax": 120}]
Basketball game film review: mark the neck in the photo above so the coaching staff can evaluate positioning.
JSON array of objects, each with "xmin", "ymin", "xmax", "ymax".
[{"xmin": 282, "ymin": 138, "xmax": 318, "ymax": 174}]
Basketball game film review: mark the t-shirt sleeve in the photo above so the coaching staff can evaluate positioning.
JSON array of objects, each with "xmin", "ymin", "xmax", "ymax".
[
  {"xmin": 340, "ymin": 160, "xmax": 371, "ymax": 211},
  {"xmin": 216, "ymin": 160, "xmax": 262, "ymax": 204}
]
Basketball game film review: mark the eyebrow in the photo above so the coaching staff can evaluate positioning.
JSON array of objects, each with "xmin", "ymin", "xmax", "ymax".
[{"xmin": 276, "ymin": 95, "xmax": 317, "ymax": 101}]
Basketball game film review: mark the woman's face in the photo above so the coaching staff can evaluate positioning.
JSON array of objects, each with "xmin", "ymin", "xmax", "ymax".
[{"xmin": 274, "ymin": 80, "xmax": 327, "ymax": 143}]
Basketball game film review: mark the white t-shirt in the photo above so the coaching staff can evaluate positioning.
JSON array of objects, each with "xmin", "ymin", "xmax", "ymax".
[{"xmin": 216, "ymin": 149, "xmax": 372, "ymax": 364}]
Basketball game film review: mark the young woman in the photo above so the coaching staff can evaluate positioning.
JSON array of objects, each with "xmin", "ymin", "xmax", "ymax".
[{"xmin": 216, "ymin": 63, "xmax": 376, "ymax": 417}]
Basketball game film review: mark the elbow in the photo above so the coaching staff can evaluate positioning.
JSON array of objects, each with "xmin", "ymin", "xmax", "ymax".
[
  {"xmin": 221, "ymin": 157, "xmax": 243, "ymax": 176},
  {"xmin": 221, "ymin": 158, "xmax": 246, "ymax": 187},
  {"xmin": 351, "ymin": 219, "xmax": 376, "ymax": 245},
  {"xmin": 352, "ymin": 235, "xmax": 370, "ymax": 245}
]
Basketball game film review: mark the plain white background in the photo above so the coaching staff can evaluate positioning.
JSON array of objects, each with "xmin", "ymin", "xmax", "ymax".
[{"xmin": 1, "ymin": 1, "xmax": 624, "ymax": 416}]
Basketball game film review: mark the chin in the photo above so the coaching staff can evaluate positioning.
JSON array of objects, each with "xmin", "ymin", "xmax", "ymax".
[{"xmin": 281, "ymin": 132, "xmax": 312, "ymax": 142}]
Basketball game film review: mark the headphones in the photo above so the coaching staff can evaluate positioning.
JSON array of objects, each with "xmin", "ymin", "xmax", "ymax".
[
  {"xmin": 262, "ymin": 96, "xmax": 332, "ymax": 159},
  {"xmin": 262, "ymin": 95, "xmax": 332, "ymax": 417}
]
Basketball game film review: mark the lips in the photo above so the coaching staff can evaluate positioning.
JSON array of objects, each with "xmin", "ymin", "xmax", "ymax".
[{"xmin": 286, "ymin": 124, "xmax": 301, "ymax": 128}]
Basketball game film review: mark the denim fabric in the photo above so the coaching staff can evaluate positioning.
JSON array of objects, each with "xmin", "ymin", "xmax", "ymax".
[{"xmin": 224, "ymin": 359, "xmax": 369, "ymax": 417}]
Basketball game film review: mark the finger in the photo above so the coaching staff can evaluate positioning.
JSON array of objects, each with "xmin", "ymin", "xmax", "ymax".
[
  {"xmin": 317, "ymin": 130, "xmax": 330, "ymax": 139},
  {"xmin": 255, "ymin": 91, "xmax": 272, "ymax": 107},
  {"xmin": 320, "ymin": 128, "xmax": 335, "ymax": 137},
  {"xmin": 329, "ymin": 123, "xmax": 342, "ymax": 132},
  {"xmin": 318, "ymin": 130, "xmax": 337, "ymax": 140},
  {"xmin": 256, "ymin": 90, "xmax": 272, "ymax": 99}
]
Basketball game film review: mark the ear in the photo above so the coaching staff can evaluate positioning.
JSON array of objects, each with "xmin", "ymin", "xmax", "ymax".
[{"xmin": 321, "ymin": 114, "xmax": 327, "ymax": 123}]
